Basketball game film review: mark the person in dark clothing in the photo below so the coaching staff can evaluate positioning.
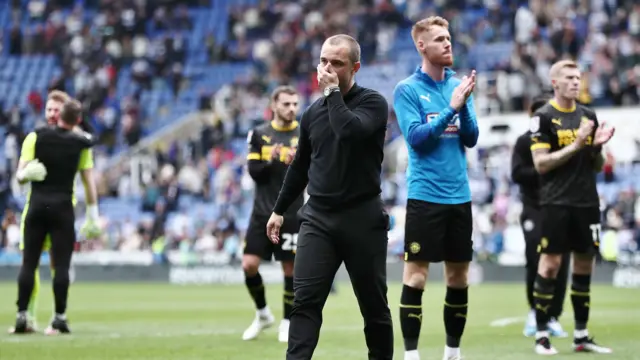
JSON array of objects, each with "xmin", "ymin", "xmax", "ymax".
[
  {"xmin": 12, "ymin": 99, "xmax": 99, "ymax": 335},
  {"xmin": 266, "ymin": 34, "xmax": 393, "ymax": 360},
  {"xmin": 241, "ymin": 85, "xmax": 303, "ymax": 343},
  {"xmin": 511, "ymin": 94, "xmax": 570, "ymax": 338},
  {"xmin": 10, "ymin": 90, "xmax": 97, "ymax": 335},
  {"xmin": 528, "ymin": 60, "xmax": 614, "ymax": 355}
]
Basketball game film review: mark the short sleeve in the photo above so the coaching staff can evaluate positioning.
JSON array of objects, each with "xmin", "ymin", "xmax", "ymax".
[
  {"xmin": 19, "ymin": 132, "xmax": 37, "ymax": 162},
  {"xmin": 246, "ymin": 129, "xmax": 262, "ymax": 161},
  {"xmin": 529, "ymin": 112, "xmax": 552, "ymax": 152},
  {"xmin": 78, "ymin": 148, "xmax": 94, "ymax": 170}
]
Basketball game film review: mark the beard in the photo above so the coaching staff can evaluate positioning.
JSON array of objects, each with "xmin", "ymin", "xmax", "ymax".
[
  {"xmin": 425, "ymin": 51, "xmax": 453, "ymax": 67},
  {"xmin": 277, "ymin": 111, "xmax": 295, "ymax": 122}
]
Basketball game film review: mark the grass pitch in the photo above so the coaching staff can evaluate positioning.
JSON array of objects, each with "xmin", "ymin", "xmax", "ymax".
[{"xmin": 0, "ymin": 282, "xmax": 639, "ymax": 359}]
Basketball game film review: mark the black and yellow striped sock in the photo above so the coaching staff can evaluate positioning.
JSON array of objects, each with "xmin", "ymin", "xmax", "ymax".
[
  {"xmin": 444, "ymin": 286, "xmax": 468, "ymax": 347},
  {"xmin": 283, "ymin": 276, "xmax": 294, "ymax": 320},
  {"xmin": 571, "ymin": 274, "xmax": 591, "ymax": 331},
  {"xmin": 534, "ymin": 274, "xmax": 556, "ymax": 332},
  {"xmin": 399, "ymin": 284, "xmax": 423, "ymax": 351},
  {"xmin": 245, "ymin": 272, "xmax": 267, "ymax": 310}
]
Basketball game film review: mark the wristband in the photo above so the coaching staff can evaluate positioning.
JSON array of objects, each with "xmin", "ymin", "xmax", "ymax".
[{"xmin": 87, "ymin": 204, "xmax": 99, "ymax": 219}]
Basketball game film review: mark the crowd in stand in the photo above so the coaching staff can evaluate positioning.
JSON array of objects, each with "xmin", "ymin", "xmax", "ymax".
[
  {"xmin": 5, "ymin": 0, "xmax": 202, "ymax": 155},
  {"xmin": 2, "ymin": 0, "xmax": 640, "ymax": 260}
]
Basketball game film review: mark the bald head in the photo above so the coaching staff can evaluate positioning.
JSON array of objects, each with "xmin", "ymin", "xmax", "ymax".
[{"xmin": 324, "ymin": 34, "xmax": 361, "ymax": 65}]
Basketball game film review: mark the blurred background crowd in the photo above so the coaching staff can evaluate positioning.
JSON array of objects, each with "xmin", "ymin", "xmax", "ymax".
[{"xmin": 1, "ymin": 0, "xmax": 639, "ymax": 265}]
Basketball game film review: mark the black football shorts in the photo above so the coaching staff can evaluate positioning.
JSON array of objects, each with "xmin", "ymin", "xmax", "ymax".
[
  {"xmin": 538, "ymin": 205, "xmax": 601, "ymax": 255},
  {"xmin": 244, "ymin": 214, "xmax": 300, "ymax": 261},
  {"xmin": 404, "ymin": 199, "xmax": 473, "ymax": 263}
]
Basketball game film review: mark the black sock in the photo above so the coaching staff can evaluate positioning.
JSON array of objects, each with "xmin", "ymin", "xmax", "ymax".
[
  {"xmin": 571, "ymin": 273, "xmax": 591, "ymax": 331},
  {"xmin": 526, "ymin": 266, "xmax": 536, "ymax": 310},
  {"xmin": 283, "ymin": 276, "xmax": 294, "ymax": 320},
  {"xmin": 399, "ymin": 284, "xmax": 423, "ymax": 351},
  {"xmin": 444, "ymin": 286, "xmax": 468, "ymax": 348},
  {"xmin": 245, "ymin": 272, "xmax": 267, "ymax": 310},
  {"xmin": 550, "ymin": 274, "xmax": 567, "ymax": 319},
  {"xmin": 16, "ymin": 266, "xmax": 36, "ymax": 312},
  {"xmin": 534, "ymin": 274, "xmax": 556, "ymax": 332},
  {"xmin": 52, "ymin": 267, "xmax": 70, "ymax": 315}
]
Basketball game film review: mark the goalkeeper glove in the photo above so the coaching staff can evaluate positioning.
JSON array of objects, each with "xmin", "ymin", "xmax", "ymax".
[
  {"xmin": 16, "ymin": 159, "xmax": 47, "ymax": 182},
  {"xmin": 80, "ymin": 204, "xmax": 102, "ymax": 239}
]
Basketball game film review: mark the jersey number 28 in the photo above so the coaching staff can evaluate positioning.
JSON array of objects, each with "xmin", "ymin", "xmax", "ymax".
[{"xmin": 281, "ymin": 233, "xmax": 298, "ymax": 252}]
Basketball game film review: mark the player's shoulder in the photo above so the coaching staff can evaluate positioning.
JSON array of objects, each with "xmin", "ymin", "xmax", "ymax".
[
  {"xmin": 577, "ymin": 103, "xmax": 597, "ymax": 118},
  {"xmin": 358, "ymin": 86, "xmax": 388, "ymax": 111},
  {"xmin": 359, "ymin": 86, "xmax": 385, "ymax": 100},
  {"xmin": 34, "ymin": 124, "xmax": 53, "ymax": 135},
  {"xmin": 533, "ymin": 102, "xmax": 555, "ymax": 117},
  {"xmin": 531, "ymin": 103, "xmax": 556, "ymax": 124},
  {"xmin": 247, "ymin": 122, "xmax": 269, "ymax": 142},
  {"xmin": 529, "ymin": 104, "xmax": 554, "ymax": 133},
  {"xmin": 253, "ymin": 122, "xmax": 272, "ymax": 136},
  {"xmin": 64, "ymin": 128, "xmax": 94, "ymax": 148},
  {"xmin": 393, "ymin": 74, "xmax": 421, "ymax": 94},
  {"xmin": 72, "ymin": 127, "xmax": 94, "ymax": 143}
]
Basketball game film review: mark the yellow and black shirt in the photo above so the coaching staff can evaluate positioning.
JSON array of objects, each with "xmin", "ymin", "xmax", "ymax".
[
  {"xmin": 529, "ymin": 100, "xmax": 601, "ymax": 208},
  {"xmin": 246, "ymin": 120, "xmax": 303, "ymax": 218}
]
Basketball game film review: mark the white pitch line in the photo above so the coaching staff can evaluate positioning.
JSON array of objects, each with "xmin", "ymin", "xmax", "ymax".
[
  {"xmin": 489, "ymin": 308, "xmax": 640, "ymax": 327},
  {"xmin": 0, "ymin": 324, "xmax": 365, "ymax": 343},
  {"xmin": 489, "ymin": 317, "xmax": 524, "ymax": 327}
]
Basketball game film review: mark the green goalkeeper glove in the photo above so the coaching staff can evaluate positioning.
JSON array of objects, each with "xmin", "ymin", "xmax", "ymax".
[
  {"xmin": 16, "ymin": 159, "xmax": 47, "ymax": 182},
  {"xmin": 79, "ymin": 204, "xmax": 102, "ymax": 239}
]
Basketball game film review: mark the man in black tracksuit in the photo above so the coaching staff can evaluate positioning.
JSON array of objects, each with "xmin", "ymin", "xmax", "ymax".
[
  {"xmin": 511, "ymin": 95, "xmax": 569, "ymax": 338},
  {"xmin": 266, "ymin": 35, "xmax": 393, "ymax": 360}
]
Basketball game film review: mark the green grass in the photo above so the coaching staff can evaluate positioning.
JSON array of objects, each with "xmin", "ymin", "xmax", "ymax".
[{"xmin": 0, "ymin": 282, "xmax": 639, "ymax": 359}]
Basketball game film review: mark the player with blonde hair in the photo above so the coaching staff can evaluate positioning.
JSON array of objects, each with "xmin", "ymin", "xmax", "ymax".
[
  {"xmin": 394, "ymin": 16, "xmax": 478, "ymax": 360},
  {"xmin": 528, "ymin": 59, "xmax": 614, "ymax": 355}
]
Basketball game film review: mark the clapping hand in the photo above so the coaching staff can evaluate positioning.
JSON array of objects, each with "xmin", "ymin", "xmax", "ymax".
[
  {"xmin": 284, "ymin": 147, "xmax": 296, "ymax": 165},
  {"xmin": 270, "ymin": 143, "xmax": 283, "ymax": 162},
  {"xmin": 575, "ymin": 120, "xmax": 595, "ymax": 148},
  {"xmin": 593, "ymin": 122, "xmax": 615, "ymax": 146},
  {"xmin": 450, "ymin": 70, "xmax": 476, "ymax": 111}
]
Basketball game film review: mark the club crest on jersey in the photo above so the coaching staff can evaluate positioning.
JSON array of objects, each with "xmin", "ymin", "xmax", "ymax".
[
  {"xmin": 290, "ymin": 137, "xmax": 298, "ymax": 147},
  {"xmin": 529, "ymin": 116, "xmax": 540, "ymax": 132}
]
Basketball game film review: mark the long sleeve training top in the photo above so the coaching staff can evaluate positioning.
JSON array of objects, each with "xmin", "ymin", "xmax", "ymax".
[{"xmin": 273, "ymin": 83, "xmax": 388, "ymax": 214}]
